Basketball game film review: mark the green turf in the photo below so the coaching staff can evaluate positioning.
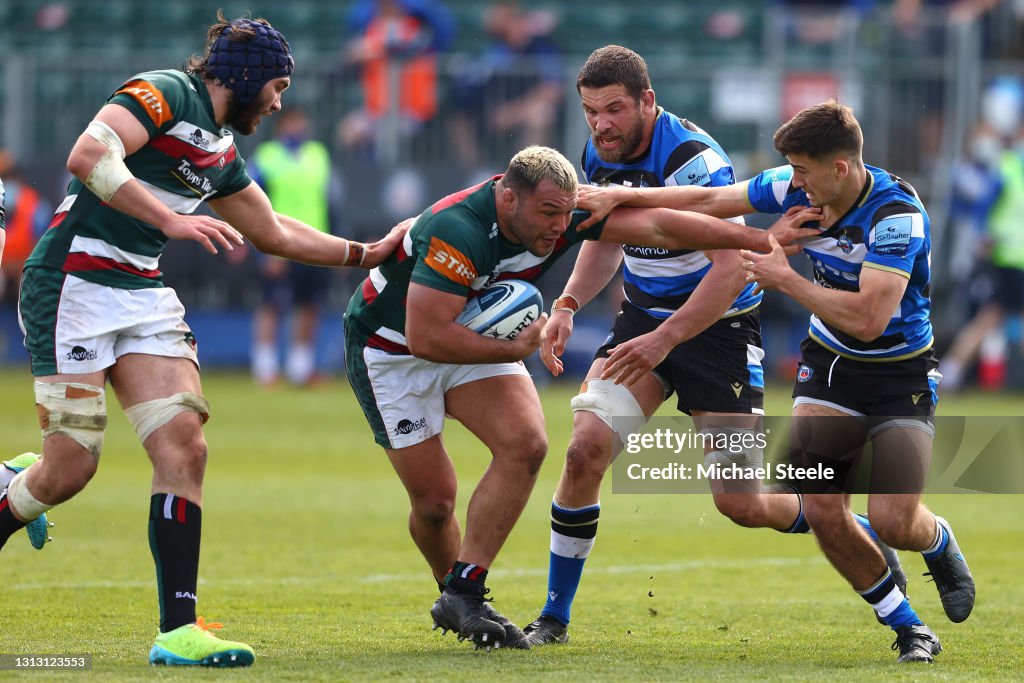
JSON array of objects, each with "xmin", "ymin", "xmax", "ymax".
[{"xmin": 1, "ymin": 368, "xmax": 1021, "ymax": 680}]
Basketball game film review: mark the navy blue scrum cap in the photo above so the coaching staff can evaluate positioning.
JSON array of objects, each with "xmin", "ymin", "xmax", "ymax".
[{"xmin": 207, "ymin": 19, "xmax": 294, "ymax": 105}]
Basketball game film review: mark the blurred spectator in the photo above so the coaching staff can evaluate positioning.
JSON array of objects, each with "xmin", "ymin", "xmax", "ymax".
[
  {"xmin": 890, "ymin": 0, "xmax": 1002, "ymax": 168},
  {"xmin": 774, "ymin": 0, "xmax": 877, "ymax": 45},
  {"xmin": 448, "ymin": 0, "xmax": 564, "ymax": 168},
  {"xmin": 0, "ymin": 177, "xmax": 5, "ymax": 276},
  {"xmin": 248, "ymin": 108, "xmax": 342, "ymax": 387},
  {"xmin": 336, "ymin": 0, "xmax": 455, "ymax": 161},
  {"xmin": 892, "ymin": 0, "xmax": 1001, "ymax": 37},
  {"xmin": 0, "ymin": 151, "xmax": 53, "ymax": 307},
  {"xmin": 993, "ymin": 0, "xmax": 1024, "ymax": 59},
  {"xmin": 942, "ymin": 122, "xmax": 1024, "ymax": 391},
  {"xmin": 946, "ymin": 75, "xmax": 1022, "ymax": 282},
  {"xmin": 946, "ymin": 122, "xmax": 1005, "ymax": 282},
  {"xmin": 979, "ymin": 74, "xmax": 1024, "ymax": 139}
]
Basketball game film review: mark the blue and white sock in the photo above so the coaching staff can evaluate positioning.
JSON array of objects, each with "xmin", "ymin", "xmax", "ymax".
[
  {"xmin": 859, "ymin": 568, "xmax": 922, "ymax": 628},
  {"xmin": 922, "ymin": 516, "xmax": 949, "ymax": 560},
  {"xmin": 540, "ymin": 500, "xmax": 600, "ymax": 626}
]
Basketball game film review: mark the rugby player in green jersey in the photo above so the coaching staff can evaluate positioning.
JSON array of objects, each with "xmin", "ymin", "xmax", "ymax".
[
  {"xmin": 344, "ymin": 145, "xmax": 817, "ymax": 651},
  {"xmin": 0, "ymin": 13, "xmax": 403, "ymax": 668}
]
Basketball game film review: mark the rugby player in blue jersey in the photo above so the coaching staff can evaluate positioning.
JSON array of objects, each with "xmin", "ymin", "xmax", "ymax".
[
  {"xmin": 523, "ymin": 46, "xmax": 902, "ymax": 649},
  {"xmin": 574, "ymin": 100, "xmax": 975, "ymax": 663}
]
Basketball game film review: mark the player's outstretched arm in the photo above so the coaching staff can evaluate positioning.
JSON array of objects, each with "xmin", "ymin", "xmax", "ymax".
[
  {"xmin": 576, "ymin": 181, "xmax": 754, "ymax": 231},
  {"xmin": 362, "ymin": 216, "xmax": 415, "ymax": 268},
  {"xmin": 208, "ymin": 183, "xmax": 400, "ymax": 267},
  {"xmin": 66, "ymin": 104, "xmax": 243, "ymax": 254},
  {"xmin": 600, "ymin": 204, "xmax": 822, "ymax": 254},
  {"xmin": 406, "ymin": 283, "xmax": 546, "ymax": 364},
  {"xmin": 599, "ymin": 206, "xmax": 773, "ymax": 252}
]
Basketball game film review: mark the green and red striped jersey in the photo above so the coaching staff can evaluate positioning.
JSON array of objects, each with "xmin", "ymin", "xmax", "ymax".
[
  {"xmin": 26, "ymin": 70, "xmax": 251, "ymax": 289},
  {"xmin": 346, "ymin": 176, "xmax": 606, "ymax": 354}
]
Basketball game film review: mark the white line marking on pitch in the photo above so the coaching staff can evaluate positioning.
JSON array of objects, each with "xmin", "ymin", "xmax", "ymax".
[{"xmin": 7, "ymin": 557, "xmax": 823, "ymax": 591}]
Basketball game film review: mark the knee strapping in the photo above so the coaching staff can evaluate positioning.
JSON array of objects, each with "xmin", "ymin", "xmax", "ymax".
[
  {"xmin": 702, "ymin": 427, "xmax": 765, "ymax": 471},
  {"xmin": 124, "ymin": 392, "xmax": 210, "ymax": 443},
  {"xmin": 7, "ymin": 470, "xmax": 53, "ymax": 520},
  {"xmin": 570, "ymin": 378, "xmax": 646, "ymax": 444},
  {"xmin": 34, "ymin": 381, "xmax": 107, "ymax": 458}
]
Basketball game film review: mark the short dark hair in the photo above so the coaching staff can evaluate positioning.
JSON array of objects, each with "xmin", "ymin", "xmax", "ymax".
[
  {"xmin": 773, "ymin": 100, "xmax": 863, "ymax": 160},
  {"xmin": 576, "ymin": 45, "xmax": 651, "ymax": 101}
]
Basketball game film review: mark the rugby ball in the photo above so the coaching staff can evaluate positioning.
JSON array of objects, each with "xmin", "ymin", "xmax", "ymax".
[{"xmin": 456, "ymin": 280, "xmax": 543, "ymax": 341}]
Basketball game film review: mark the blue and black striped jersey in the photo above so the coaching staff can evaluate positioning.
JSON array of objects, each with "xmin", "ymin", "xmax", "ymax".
[
  {"xmin": 582, "ymin": 110, "xmax": 760, "ymax": 319},
  {"xmin": 747, "ymin": 164, "xmax": 932, "ymax": 361}
]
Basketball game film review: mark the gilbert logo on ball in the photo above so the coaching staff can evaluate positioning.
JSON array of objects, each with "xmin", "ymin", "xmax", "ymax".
[{"xmin": 456, "ymin": 280, "xmax": 543, "ymax": 341}]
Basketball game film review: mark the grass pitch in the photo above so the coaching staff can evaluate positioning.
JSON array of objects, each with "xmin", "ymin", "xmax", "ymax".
[{"xmin": 1, "ymin": 368, "xmax": 1021, "ymax": 680}]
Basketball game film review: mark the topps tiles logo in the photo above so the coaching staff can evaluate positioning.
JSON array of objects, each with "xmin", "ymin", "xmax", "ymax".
[{"xmin": 176, "ymin": 160, "xmax": 213, "ymax": 193}]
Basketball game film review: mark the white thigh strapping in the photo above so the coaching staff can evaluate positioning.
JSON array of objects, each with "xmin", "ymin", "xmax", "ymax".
[{"xmin": 570, "ymin": 378, "xmax": 647, "ymax": 444}]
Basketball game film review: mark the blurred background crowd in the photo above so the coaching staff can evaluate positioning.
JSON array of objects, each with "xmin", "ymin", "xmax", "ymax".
[{"xmin": 2, "ymin": 0, "xmax": 1024, "ymax": 388}]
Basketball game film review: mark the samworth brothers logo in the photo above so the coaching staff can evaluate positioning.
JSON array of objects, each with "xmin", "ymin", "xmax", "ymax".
[
  {"xmin": 66, "ymin": 345, "xmax": 98, "ymax": 362},
  {"xmin": 188, "ymin": 128, "xmax": 209, "ymax": 149},
  {"xmin": 394, "ymin": 418, "xmax": 427, "ymax": 436}
]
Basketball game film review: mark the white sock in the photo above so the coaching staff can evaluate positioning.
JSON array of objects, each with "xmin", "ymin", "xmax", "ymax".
[
  {"xmin": 0, "ymin": 464, "xmax": 15, "ymax": 491},
  {"xmin": 253, "ymin": 343, "xmax": 279, "ymax": 384},
  {"xmin": 286, "ymin": 344, "xmax": 315, "ymax": 385}
]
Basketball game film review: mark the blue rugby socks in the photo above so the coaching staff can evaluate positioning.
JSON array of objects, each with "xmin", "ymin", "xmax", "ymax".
[
  {"xmin": 859, "ymin": 569, "xmax": 922, "ymax": 628},
  {"xmin": 540, "ymin": 500, "xmax": 600, "ymax": 626}
]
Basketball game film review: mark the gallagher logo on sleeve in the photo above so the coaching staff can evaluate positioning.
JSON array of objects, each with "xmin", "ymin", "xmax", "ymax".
[
  {"xmin": 673, "ymin": 155, "xmax": 711, "ymax": 187},
  {"xmin": 872, "ymin": 216, "xmax": 913, "ymax": 256}
]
